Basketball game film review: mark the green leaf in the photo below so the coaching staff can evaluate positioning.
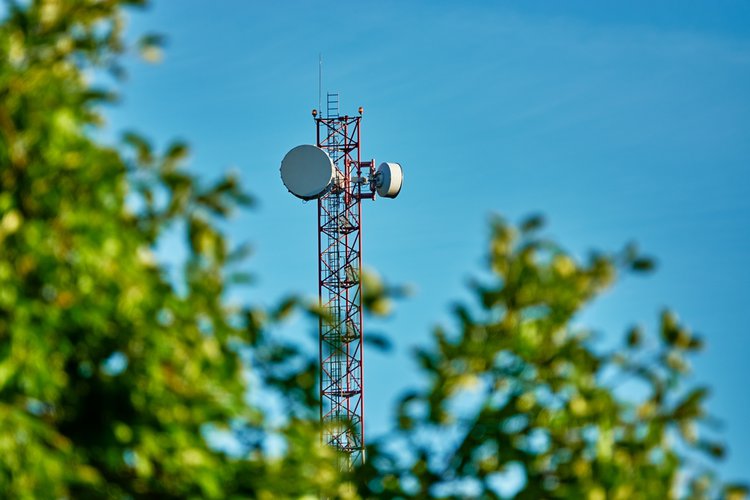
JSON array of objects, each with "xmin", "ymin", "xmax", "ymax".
[
  {"xmin": 272, "ymin": 295, "xmax": 299, "ymax": 321},
  {"xmin": 724, "ymin": 484, "xmax": 750, "ymax": 500},
  {"xmin": 673, "ymin": 387, "xmax": 709, "ymax": 420},
  {"xmin": 660, "ymin": 310, "xmax": 680, "ymax": 345},
  {"xmin": 699, "ymin": 440, "xmax": 726, "ymax": 459},
  {"xmin": 163, "ymin": 141, "xmax": 189, "ymax": 170},
  {"xmin": 364, "ymin": 332, "xmax": 393, "ymax": 352},
  {"xmin": 138, "ymin": 33, "xmax": 166, "ymax": 63},
  {"xmin": 631, "ymin": 257, "xmax": 656, "ymax": 272},
  {"xmin": 626, "ymin": 326, "xmax": 642, "ymax": 348},
  {"xmin": 122, "ymin": 130, "xmax": 154, "ymax": 165},
  {"xmin": 519, "ymin": 214, "xmax": 545, "ymax": 233}
]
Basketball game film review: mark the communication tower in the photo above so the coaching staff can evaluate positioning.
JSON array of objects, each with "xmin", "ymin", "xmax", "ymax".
[{"xmin": 280, "ymin": 93, "xmax": 403, "ymax": 469}]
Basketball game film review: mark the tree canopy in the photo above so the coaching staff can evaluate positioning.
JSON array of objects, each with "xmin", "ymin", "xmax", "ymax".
[{"xmin": 0, "ymin": 1, "xmax": 746, "ymax": 498}]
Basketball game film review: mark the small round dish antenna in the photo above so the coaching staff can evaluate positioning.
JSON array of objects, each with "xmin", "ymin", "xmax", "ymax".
[
  {"xmin": 374, "ymin": 162, "xmax": 403, "ymax": 199},
  {"xmin": 280, "ymin": 145, "xmax": 336, "ymax": 200}
]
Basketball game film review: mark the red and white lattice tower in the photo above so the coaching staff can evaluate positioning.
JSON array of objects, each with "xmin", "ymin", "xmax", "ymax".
[{"xmin": 280, "ymin": 93, "xmax": 403, "ymax": 470}]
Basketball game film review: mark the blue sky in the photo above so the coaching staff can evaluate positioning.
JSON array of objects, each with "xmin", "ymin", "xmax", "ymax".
[{"xmin": 110, "ymin": 0, "xmax": 750, "ymax": 484}]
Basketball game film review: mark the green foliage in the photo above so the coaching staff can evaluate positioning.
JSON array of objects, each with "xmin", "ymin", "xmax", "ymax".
[
  {"xmin": 0, "ymin": 1, "xmax": 342, "ymax": 497},
  {"xmin": 355, "ymin": 216, "xmax": 746, "ymax": 499},
  {"xmin": 0, "ymin": 1, "xmax": 746, "ymax": 499}
]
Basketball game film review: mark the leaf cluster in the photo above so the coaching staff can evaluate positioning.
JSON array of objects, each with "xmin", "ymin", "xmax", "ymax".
[
  {"xmin": 0, "ymin": 1, "xmax": 343, "ymax": 497},
  {"xmin": 355, "ymin": 216, "xmax": 746, "ymax": 499}
]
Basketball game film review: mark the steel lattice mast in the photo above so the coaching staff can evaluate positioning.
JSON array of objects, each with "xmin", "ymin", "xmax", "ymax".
[
  {"xmin": 315, "ymin": 95, "xmax": 375, "ymax": 469},
  {"xmin": 280, "ymin": 93, "xmax": 402, "ymax": 471}
]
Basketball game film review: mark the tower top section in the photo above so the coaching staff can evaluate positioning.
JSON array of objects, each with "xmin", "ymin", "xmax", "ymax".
[{"xmin": 280, "ymin": 106, "xmax": 404, "ymax": 202}]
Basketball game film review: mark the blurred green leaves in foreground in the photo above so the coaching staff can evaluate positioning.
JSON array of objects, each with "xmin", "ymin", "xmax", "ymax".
[{"xmin": 0, "ymin": 1, "xmax": 746, "ymax": 498}]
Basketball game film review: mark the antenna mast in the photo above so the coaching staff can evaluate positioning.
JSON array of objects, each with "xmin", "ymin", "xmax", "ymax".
[
  {"xmin": 318, "ymin": 93, "xmax": 367, "ymax": 469},
  {"xmin": 280, "ymin": 97, "xmax": 403, "ymax": 471}
]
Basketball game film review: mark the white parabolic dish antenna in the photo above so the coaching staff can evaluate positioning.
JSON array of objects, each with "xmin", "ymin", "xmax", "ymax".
[
  {"xmin": 376, "ymin": 162, "xmax": 403, "ymax": 198},
  {"xmin": 280, "ymin": 145, "xmax": 336, "ymax": 200}
]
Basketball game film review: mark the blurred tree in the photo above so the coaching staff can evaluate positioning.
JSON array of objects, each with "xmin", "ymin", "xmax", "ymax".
[
  {"xmin": 356, "ymin": 217, "xmax": 747, "ymax": 499},
  {"xmin": 0, "ymin": 0, "xmax": 343, "ymax": 498},
  {"xmin": 0, "ymin": 1, "xmax": 745, "ymax": 499}
]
